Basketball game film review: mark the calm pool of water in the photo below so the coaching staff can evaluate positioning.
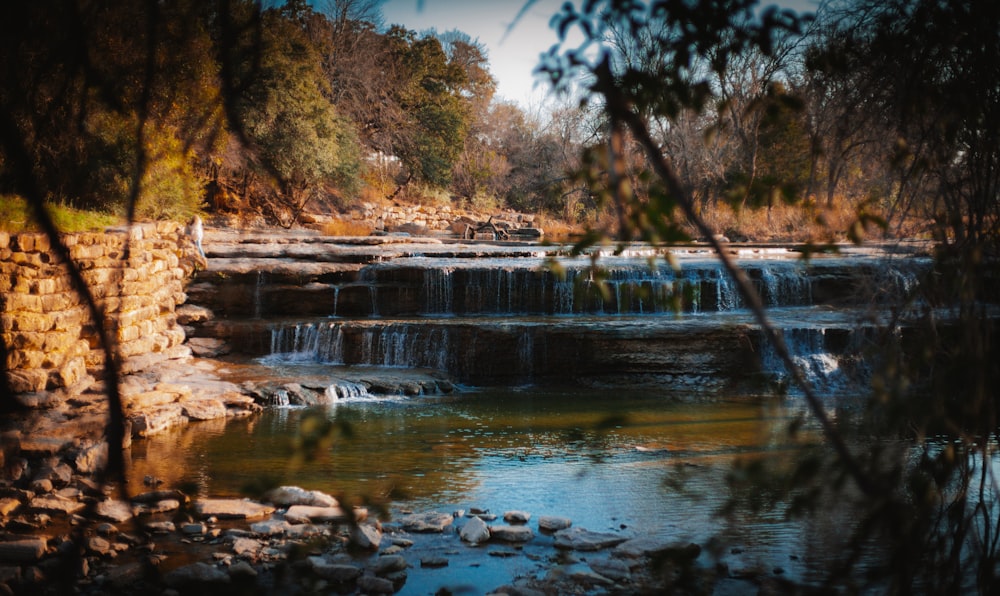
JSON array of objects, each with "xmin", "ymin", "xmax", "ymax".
[{"xmin": 128, "ymin": 382, "xmax": 863, "ymax": 588}]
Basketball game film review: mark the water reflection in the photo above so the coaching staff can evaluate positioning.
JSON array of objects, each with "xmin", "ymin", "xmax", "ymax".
[{"xmin": 129, "ymin": 387, "xmax": 823, "ymax": 539}]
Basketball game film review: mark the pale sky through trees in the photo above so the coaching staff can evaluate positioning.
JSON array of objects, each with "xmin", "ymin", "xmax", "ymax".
[
  {"xmin": 381, "ymin": 0, "xmax": 819, "ymax": 108},
  {"xmin": 381, "ymin": 0, "xmax": 566, "ymax": 108}
]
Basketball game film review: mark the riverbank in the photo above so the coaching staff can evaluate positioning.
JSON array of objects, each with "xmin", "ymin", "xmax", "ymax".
[{"xmin": 0, "ymin": 360, "xmax": 774, "ymax": 596}]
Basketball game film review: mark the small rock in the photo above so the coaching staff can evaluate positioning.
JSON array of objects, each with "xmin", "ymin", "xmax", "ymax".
[
  {"xmin": 136, "ymin": 499, "xmax": 180, "ymax": 515},
  {"xmin": 181, "ymin": 523, "xmax": 207, "ymax": 535},
  {"xmin": 284, "ymin": 505, "xmax": 351, "ymax": 524},
  {"xmin": 249, "ymin": 519, "xmax": 291, "ymax": 536},
  {"xmin": 0, "ymin": 499, "xmax": 21, "ymax": 517},
  {"xmin": 0, "ymin": 538, "xmax": 48, "ymax": 563},
  {"xmin": 589, "ymin": 558, "xmax": 631, "ymax": 582},
  {"xmin": 228, "ymin": 561, "xmax": 257, "ymax": 580},
  {"xmin": 350, "ymin": 523, "xmax": 382, "ymax": 550},
  {"xmin": 420, "ymin": 556, "xmax": 449, "ymax": 568},
  {"xmin": 503, "ymin": 510, "xmax": 531, "ymax": 524},
  {"xmin": 373, "ymin": 555, "xmax": 408, "ymax": 575},
  {"xmin": 163, "ymin": 562, "xmax": 230, "ymax": 588},
  {"xmin": 459, "ymin": 515, "xmax": 491, "ymax": 545},
  {"xmin": 553, "ymin": 527, "xmax": 628, "ymax": 551},
  {"xmin": 87, "ymin": 536, "xmax": 112, "ymax": 556},
  {"xmin": 132, "ymin": 490, "xmax": 188, "ymax": 504},
  {"xmin": 538, "ymin": 516, "xmax": 572, "ymax": 532},
  {"xmin": 310, "ymin": 559, "xmax": 362, "ymax": 583},
  {"xmin": 145, "ymin": 521, "xmax": 176, "ymax": 534},
  {"xmin": 193, "ymin": 499, "xmax": 274, "ymax": 520},
  {"xmin": 29, "ymin": 495, "xmax": 85, "ymax": 516},
  {"xmin": 357, "ymin": 574, "xmax": 395, "ymax": 594},
  {"xmin": 490, "ymin": 525, "xmax": 534, "ymax": 543},
  {"xmin": 264, "ymin": 486, "xmax": 338, "ymax": 508},
  {"xmin": 399, "ymin": 511, "xmax": 453, "ymax": 533},
  {"xmin": 231, "ymin": 537, "xmax": 263, "ymax": 557},
  {"xmin": 95, "ymin": 500, "xmax": 133, "ymax": 523},
  {"xmin": 30, "ymin": 479, "xmax": 53, "ymax": 494}
]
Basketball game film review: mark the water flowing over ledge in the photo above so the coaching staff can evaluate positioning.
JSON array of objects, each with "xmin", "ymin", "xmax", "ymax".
[{"xmin": 187, "ymin": 233, "xmax": 933, "ymax": 398}]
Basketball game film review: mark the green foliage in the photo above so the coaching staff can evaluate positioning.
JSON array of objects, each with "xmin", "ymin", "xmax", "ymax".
[
  {"xmin": 239, "ymin": 8, "xmax": 362, "ymax": 195},
  {"xmin": 0, "ymin": 195, "xmax": 121, "ymax": 233}
]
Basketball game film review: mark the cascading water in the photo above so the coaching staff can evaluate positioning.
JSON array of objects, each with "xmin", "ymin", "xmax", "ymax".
[
  {"xmin": 247, "ymin": 250, "xmax": 929, "ymax": 392},
  {"xmin": 324, "ymin": 380, "xmax": 370, "ymax": 400},
  {"xmin": 757, "ymin": 326, "xmax": 865, "ymax": 396}
]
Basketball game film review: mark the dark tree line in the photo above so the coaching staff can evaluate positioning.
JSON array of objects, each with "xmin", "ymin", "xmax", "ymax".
[{"xmin": 0, "ymin": 0, "xmax": 588, "ymax": 227}]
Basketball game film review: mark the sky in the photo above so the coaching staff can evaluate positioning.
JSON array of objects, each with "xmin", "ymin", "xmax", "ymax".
[{"xmin": 380, "ymin": 0, "xmax": 820, "ymax": 109}]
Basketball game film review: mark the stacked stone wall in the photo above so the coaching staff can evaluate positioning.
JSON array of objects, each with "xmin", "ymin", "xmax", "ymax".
[{"xmin": 0, "ymin": 222, "xmax": 201, "ymax": 397}]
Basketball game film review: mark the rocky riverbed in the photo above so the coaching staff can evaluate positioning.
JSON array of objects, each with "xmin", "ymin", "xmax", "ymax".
[{"xmin": 0, "ymin": 347, "xmax": 803, "ymax": 595}]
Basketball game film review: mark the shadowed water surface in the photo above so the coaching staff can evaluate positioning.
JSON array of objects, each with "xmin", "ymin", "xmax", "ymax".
[{"xmin": 128, "ymin": 384, "xmax": 864, "ymax": 590}]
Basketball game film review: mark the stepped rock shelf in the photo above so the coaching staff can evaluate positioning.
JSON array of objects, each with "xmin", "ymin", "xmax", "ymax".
[{"xmin": 188, "ymin": 228, "xmax": 930, "ymax": 393}]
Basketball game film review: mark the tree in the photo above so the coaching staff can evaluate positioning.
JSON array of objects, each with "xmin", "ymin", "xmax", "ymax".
[
  {"xmin": 233, "ymin": 4, "xmax": 362, "ymax": 223},
  {"xmin": 542, "ymin": 0, "xmax": 1000, "ymax": 591}
]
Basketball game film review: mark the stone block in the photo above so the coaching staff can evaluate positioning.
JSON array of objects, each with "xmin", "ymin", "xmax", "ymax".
[
  {"xmin": 54, "ymin": 356, "xmax": 87, "ymax": 388},
  {"xmin": 7, "ymin": 369, "xmax": 48, "ymax": 393},
  {"xmin": 40, "ymin": 291, "xmax": 79, "ymax": 312},
  {"xmin": 12, "ymin": 233, "xmax": 50, "ymax": 253},
  {"xmin": 50, "ymin": 306, "xmax": 89, "ymax": 331},
  {"xmin": 0, "ymin": 312, "xmax": 56, "ymax": 332},
  {"xmin": 9, "ymin": 349, "xmax": 45, "ymax": 369}
]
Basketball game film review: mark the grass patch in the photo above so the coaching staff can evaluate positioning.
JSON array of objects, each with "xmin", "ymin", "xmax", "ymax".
[
  {"xmin": 0, "ymin": 195, "xmax": 122, "ymax": 233},
  {"xmin": 321, "ymin": 218, "xmax": 374, "ymax": 237}
]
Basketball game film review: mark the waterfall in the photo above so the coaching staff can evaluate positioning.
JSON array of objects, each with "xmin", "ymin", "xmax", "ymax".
[
  {"xmin": 517, "ymin": 330, "xmax": 534, "ymax": 379},
  {"xmin": 758, "ymin": 264, "xmax": 811, "ymax": 306},
  {"xmin": 424, "ymin": 268, "xmax": 454, "ymax": 314},
  {"xmin": 760, "ymin": 327, "xmax": 857, "ymax": 396},
  {"xmin": 271, "ymin": 388, "xmax": 290, "ymax": 407},
  {"xmin": 267, "ymin": 322, "xmax": 344, "ymax": 364},
  {"xmin": 253, "ymin": 271, "xmax": 265, "ymax": 319},
  {"xmin": 325, "ymin": 380, "xmax": 370, "ymax": 400}
]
